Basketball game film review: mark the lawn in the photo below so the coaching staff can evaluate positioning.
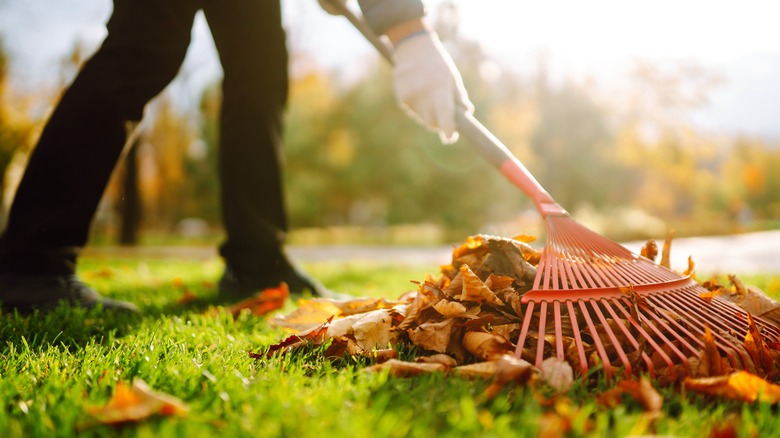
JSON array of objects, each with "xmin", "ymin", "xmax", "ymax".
[{"xmin": 1, "ymin": 256, "xmax": 779, "ymax": 437}]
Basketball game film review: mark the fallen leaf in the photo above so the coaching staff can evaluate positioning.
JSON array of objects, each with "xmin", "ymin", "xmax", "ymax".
[
  {"xmin": 744, "ymin": 313, "xmax": 775, "ymax": 376},
  {"xmin": 416, "ymin": 354, "xmax": 458, "ymax": 368},
  {"xmin": 176, "ymin": 290, "xmax": 198, "ymax": 306},
  {"xmin": 640, "ymin": 240, "xmax": 658, "ymax": 262},
  {"xmin": 432, "ymin": 300, "xmax": 470, "ymax": 318},
  {"xmin": 660, "ymin": 229, "xmax": 674, "ymax": 269},
  {"xmin": 229, "ymin": 283, "xmax": 289, "ymax": 317},
  {"xmin": 87, "ymin": 379, "xmax": 188, "ymax": 425},
  {"xmin": 541, "ymin": 357, "xmax": 574, "ymax": 394},
  {"xmin": 408, "ymin": 318, "xmax": 456, "ymax": 353},
  {"xmin": 617, "ymin": 377, "xmax": 662, "ymax": 414},
  {"xmin": 462, "ymin": 331, "xmax": 514, "ymax": 361},
  {"xmin": 363, "ymin": 359, "xmax": 447, "ymax": 377},
  {"xmin": 256, "ymin": 319, "xmax": 331, "ymax": 357},
  {"xmin": 352, "ymin": 309, "xmax": 395, "ymax": 351},
  {"xmin": 457, "ymin": 265, "xmax": 504, "ymax": 306},
  {"xmin": 699, "ymin": 324, "xmax": 726, "ymax": 377},
  {"xmin": 685, "ymin": 371, "xmax": 780, "ymax": 403}
]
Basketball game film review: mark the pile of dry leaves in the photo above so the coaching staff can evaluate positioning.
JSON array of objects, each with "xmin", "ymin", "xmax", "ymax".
[{"xmin": 255, "ymin": 233, "xmax": 780, "ymax": 403}]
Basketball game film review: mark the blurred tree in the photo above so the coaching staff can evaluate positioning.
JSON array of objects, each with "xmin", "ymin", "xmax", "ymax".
[{"xmin": 0, "ymin": 37, "xmax": 37, "ymax": 227}]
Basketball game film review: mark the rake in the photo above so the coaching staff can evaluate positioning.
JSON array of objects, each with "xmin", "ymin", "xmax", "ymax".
[{"xmin": 329, "ymin": 2, "xmax": 780, "ymax": 379}]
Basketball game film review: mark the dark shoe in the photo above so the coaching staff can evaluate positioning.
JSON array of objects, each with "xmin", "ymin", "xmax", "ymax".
[
  {"xmin": 0, "ymin": 273, "xmax": 139, "ymax": 314},
  {"xmin": 219, "ymin": 263, "xmax": 346, "ymax": 301}
]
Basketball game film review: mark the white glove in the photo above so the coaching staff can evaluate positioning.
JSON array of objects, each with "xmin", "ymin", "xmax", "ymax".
[
  {"xmin": 318, "ymin": 0, "xmax": 347, "ymax": 15},
  {"xmin": 392, "ymin": 31, "xmax": 473, "ymax": 144}
]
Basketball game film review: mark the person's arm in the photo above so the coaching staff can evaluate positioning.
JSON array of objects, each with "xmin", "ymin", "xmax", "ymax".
[
  {"xmin": 320, "ymin": 0, "xmax": 472, "ymax": 144},
  {"xmin": 383, "ymin": 16, "xmax": 473, "ymax": 144}
]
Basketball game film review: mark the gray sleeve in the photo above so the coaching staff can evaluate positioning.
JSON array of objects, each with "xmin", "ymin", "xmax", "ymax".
[{"xmin": 357, "ymin": 0, "xmax": 426, "ymax": 35}]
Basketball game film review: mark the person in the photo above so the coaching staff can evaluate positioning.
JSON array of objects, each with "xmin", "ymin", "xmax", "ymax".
[{"xmin": 0, "ymin": 0, "xmax": 472, "ymax": 313}]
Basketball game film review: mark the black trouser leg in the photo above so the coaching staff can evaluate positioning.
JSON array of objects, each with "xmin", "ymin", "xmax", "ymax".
[
  {"xmin": 0, "ymin": 0, "xmax": 198, "ymax": 275},
  {"xmin": 203, "ymin": 0, "xmax": 291, "ymax": 277}
]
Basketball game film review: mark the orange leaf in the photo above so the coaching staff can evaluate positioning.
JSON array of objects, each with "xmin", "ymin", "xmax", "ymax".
[
  {"xmin": 660, "ymin": 229, "xmax": 674, "ymax": 269},
  {"xmin": 699, "ymin": 324, "xmax": 726, "ymax": 377},
  {"xmin": 744, "ymin": 312, "xmax": 775, "ymax": 375},
  {"xmin": 229, "ymin": 283, "xmax": 289, "ymax": 317},
  {"xmin": 87, "ymin": 379, "xmax": 188, "ymax": 425},
  {"xmin": 685, "ymin": 371, "xmax": 780, "ymax": 403},
  {"xmin": 640, "ymin": 240, "xmax": 658, "ymax": 262}
]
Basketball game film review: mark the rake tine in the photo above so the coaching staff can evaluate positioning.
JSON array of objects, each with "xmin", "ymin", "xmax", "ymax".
[
  {"xmin": 579, "ymin": 300, "xmax": 616, "ymax": 380},
  {"xmin": 566, "ymin": 300, "xmax": 589, "ymax": 376},
  {"xmin": 535, "ymin": 301, "xmax": 549, "ymax": 368},
  {"xmin": 553, "ymin": 301, "xmax": 565, "ymax": 361}
]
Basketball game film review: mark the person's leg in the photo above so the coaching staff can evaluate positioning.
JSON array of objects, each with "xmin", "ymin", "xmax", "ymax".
[
  {"xmin": 0, "ymin": 0, "xmax": 199, "ymax": 312},
  {"xmin": 203, "ymin": 0, "xmax": 326, "ymax": 297}
]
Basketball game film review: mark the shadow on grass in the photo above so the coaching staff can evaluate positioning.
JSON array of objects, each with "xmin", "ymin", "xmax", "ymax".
[{"xmin": 0, "ymin": 303, "xmax": 142, "ymax": 350}]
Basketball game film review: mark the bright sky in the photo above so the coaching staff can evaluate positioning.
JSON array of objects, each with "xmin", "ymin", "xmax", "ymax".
[{"xmin": 1, "ymin": 0, "xmax": 779, "ymax": 137}]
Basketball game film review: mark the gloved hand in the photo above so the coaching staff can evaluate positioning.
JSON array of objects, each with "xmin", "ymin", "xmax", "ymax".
[
  {"xmin": 392, "ymin": 31, "xmax": 473, "ymax": 144},
  {"xmin": 318, "ymin": 0, "xmax": 347, "ymax": 15}
]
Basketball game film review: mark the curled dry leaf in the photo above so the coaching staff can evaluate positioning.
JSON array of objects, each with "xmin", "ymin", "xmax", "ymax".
[
  {"xmin": 685, "ymin": 371, "xmax": 780, "ymax": 403},
  {"xmin": 462, "ymin": 331, "xmax": 515, "ymax": 361},
  {"xmin": 457, "ymin": 265, "xmax": 504, "ymax": 306},
  {"xmin": 698, "ymin": 325, "xmax": 726, "ymax": 377},
  {"xmin": 256, "ymin": 319, "xmax": 331, "ymax": 358},
  {"xmin": 640, "ymin": 240, "xmax": 658, "ymax": 262},
  {"xmin": 432, "ymin": 300, "xmax": 470, "ymax": 318},
  {"xmin": 87, "ymin": 379, "xmax": 188, "ymax": 426}
]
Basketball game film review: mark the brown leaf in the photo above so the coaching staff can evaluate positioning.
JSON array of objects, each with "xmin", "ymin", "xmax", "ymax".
[
  {"xmin": 462, "ymin": 331, "xmax": 515, "ymax": 361},
  {"xmin": 684, "ymin": 371, "xmax": 780, "ymax": 403},
  {"xmin": 744, "ymin": 312, "xmax": 775, "ymax": 376},
  {"xmin": 229, "ymin": 283, "xmax": 289, "ymax": 317},
  {"xmin": 408, "ymin": 318, "xmax": 456, "ymax": 353},
  {"xmin": 363, "ymin": 359, "xmax": 447, "ymax": 377},
  {"xmin": 363, "ymin": 348, "xmax": 398, "ymax": 364},
  {"xmin": 87, "ymin": 379, "xmax": 188, "ymax": 425},
  {"xmin": 176, "ymin": 290, "xmax": 198, "ymax": 306},
  {"xmin": 257, "ymin": 319, "xmax": 331, "ymax": 357},
  {"xmin": 416, "ymin": 354, "xmax": 458, "ymax": 368},
  {"xmin": 617, "ymin": 377, "xmax": 662, "ymax": 414},
  {"xmin": 432, "ymin": 300, "xmax": 470, "ymax": 318},
  {"xmin": 457, "ymin": 264, "xmax": 504, "ymax": 306},
  {"xmin": 699, "ymin": 324, "xmax": 726, "ymax": 377},
  {"xmin": 541, "ymin": 357, "xmax": 574, "ymax": 394}
]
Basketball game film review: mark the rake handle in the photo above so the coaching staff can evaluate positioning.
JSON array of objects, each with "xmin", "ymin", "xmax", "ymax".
[{"xmin": 333, "ymin": 2, "xmax": 566, "ymax": 217}]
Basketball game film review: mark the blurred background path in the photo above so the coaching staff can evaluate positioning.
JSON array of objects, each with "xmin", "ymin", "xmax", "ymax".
[{"xmin": 83, "ymin": 229, "xmax": 780, "ymax": 275}]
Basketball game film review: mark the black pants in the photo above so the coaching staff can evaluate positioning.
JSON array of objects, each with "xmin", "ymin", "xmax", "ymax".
[{"xmin": 0, "ymin": 0, "xmax": 290, "ymax": 277}]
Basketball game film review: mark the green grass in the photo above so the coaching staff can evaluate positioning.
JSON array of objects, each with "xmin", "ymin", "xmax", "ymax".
[{"xmin": 1, "ymin": 257, "xmax": 779, "ymax": 437}]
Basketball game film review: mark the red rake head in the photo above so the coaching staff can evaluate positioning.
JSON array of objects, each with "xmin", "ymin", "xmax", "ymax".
[{"xmin": 514, "ymin": 214, "xmax": 780, "ymax": 381}]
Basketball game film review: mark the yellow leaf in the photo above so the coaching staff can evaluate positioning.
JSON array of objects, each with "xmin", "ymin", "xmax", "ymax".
[{"xmin": 685, "ymin": 371, "xmax": 780, "ymax": 403}]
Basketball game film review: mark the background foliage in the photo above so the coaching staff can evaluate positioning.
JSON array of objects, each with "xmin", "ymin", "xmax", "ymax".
[{"xmin": 0, "ymin": 7, "xmax": 778, "ymax": 245}]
